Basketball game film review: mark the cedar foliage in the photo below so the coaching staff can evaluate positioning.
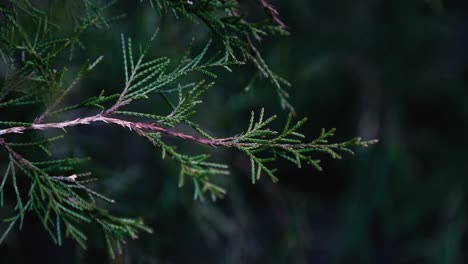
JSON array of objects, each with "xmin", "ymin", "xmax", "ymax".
[{"xmin": 0, "ymin": 0, "xmax": 376, "ymax": 257}]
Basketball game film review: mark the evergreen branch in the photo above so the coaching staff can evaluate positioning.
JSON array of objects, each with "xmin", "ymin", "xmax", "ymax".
[
  {"xmin": 0, "ymin": 137, "xmax": 153, "ymax": 255},
  {"xmin": 144, "ymin": 0, "xmax": 293, "ymax": 111},
  {"xmin": 0, "ymin": 108, "xmax": 377, "ymax": 183},
  {"xmin": 0, "ymin": 2, "xmax": 378, "ymax": 257}
]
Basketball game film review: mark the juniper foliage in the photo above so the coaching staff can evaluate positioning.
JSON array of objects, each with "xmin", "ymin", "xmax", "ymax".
[
  {"xmin": 147, "ymin": 0, "xmax": 294, "ymax": 111},
  {"xmin": 0, "ymin": 0, "xmax": 376, "ymax": 258}
]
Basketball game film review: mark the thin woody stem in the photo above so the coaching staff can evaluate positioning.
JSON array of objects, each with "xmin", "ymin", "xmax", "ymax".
[
  {"xmin": 255, "ymin": 0, "xmax": 286, "ymax": 29},
  {"xmin": 0, "ymin": 113, "xmax": 226, "ymax": 146},
  {"xmin": 0, "ymin": 113, "xmax": 373, "ymax": 151},
  {"xmin": 0, "ymin": 138, "xmax": 36, "ymax": 169}
]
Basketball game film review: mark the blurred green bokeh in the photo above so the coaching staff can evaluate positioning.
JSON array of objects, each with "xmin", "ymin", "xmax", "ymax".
[{"xmin": 1, "ymin": 0, "xmax": 468, "ymax": 263}]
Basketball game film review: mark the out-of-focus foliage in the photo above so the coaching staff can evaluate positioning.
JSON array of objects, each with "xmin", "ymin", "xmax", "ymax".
[{"xmin": 1, "ymin": 0, "xmax": 468, "ymax": 263}]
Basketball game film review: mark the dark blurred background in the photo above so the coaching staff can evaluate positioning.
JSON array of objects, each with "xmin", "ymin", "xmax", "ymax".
[{"xmin": 1, "ymin": 0, "xmax": 468, "ymax": 263}]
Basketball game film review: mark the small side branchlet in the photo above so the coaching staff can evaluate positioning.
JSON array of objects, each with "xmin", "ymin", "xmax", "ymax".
[{"xmin": 146, "ymin": 0, "xmax": 294, "ymax": 112}]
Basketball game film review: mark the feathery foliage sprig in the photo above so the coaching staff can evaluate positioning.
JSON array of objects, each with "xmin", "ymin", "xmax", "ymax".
[
  {"xmin": 146, "ymin": 0, "xmax": 294, "ymax": 112},
  {"xmin": 0, "ymin": 0, "xmax": 377, "ymax": 258}
]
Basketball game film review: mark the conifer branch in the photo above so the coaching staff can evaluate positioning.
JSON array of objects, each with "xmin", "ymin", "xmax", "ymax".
[
  {"xmin": 0, "ymin": 0, "xmax": 378, "ymax": 258},
  {"xmin": 145, "ymin": 0, "xmax": 293, "ymax": 111}
]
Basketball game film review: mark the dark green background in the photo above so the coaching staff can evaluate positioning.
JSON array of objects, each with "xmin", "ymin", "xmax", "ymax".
[{"xmin": 1, "ymin": 0, "xmax": 468, "ymax": 263}]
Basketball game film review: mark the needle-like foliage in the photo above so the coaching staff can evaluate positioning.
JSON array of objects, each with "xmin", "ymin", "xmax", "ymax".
[
  {"xmin": 0, "ymin": 0, "xmax": 377, "ymax": 258},
  {"xmin": 146, "ymin": 0, "xmax": 294, "ymax": 112}
]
